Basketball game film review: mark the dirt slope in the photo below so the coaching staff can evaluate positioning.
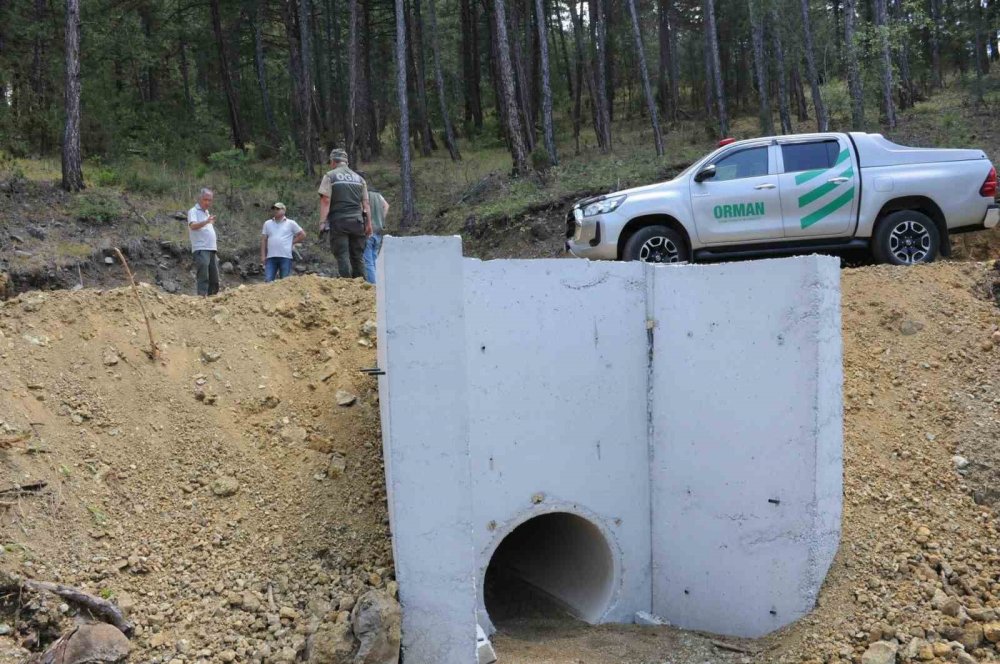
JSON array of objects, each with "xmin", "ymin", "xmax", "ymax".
[
  {"xmin": 0, "ymin": 277, "xmax": 390, "ymax": 662},
  {"xmin": 1, "ymin": 262, "xmax": 999, "ymax": 664}
]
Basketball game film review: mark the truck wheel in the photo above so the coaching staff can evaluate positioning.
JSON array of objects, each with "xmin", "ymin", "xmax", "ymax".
[
  {"xmin": 872, "ymin": 211, "xmax": 940, "ymax": 265},
  {"xmin": 622, "ymin": 226, "xmax": 689, "ymax": 263}
]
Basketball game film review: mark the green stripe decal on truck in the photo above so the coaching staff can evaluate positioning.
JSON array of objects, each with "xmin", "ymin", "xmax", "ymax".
[
  {"xmin": 801, "ymin": 187, "xmax": 855, "ymax": 228},
  {"xmin": 794, "ymin": 149, "xmax": 850, "ymax": 185},
  {"xmin": 798, "ymin": 166, "xmax": 855, "ymax": 208}
]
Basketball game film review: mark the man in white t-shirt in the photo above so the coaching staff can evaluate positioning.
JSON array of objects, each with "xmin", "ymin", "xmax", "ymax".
[
  {"xmin": 260, "ymin": 202, "xmax": 306, "ymax": 282},
  {"xmin": 187, "ymin": 188, "xmax": 219, "ymax": 296}
]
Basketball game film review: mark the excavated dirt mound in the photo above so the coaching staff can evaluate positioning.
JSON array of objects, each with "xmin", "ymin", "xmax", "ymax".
[
  {"xmin": 0, "ymin": 276, "xmax": 390, "ymax": 662},
  {"xmin": 1, "ymin": 262, "xmax": 999, "ymax": 664}
]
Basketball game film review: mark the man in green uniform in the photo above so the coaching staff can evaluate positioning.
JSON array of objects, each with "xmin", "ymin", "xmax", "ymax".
[{"xmin": 318, "ymin": 148, "xmax": 372, "ymax": 278}]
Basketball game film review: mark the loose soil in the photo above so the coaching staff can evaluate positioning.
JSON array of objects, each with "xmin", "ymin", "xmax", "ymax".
[{"xmin": 1, "ymin": 261, "xmax": 1000, "ymax": 664}]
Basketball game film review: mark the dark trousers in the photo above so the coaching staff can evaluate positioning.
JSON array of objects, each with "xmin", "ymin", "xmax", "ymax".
[
  {"xmin": 194, "ymin": 250, "xmax": 219, "ymax": 296},
  {"xmin": 331, "ymin": 231, "xmax": 367, "ymax": 278}
]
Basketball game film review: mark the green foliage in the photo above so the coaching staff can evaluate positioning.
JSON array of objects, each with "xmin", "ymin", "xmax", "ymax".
[
  {"xmin": 530, "ymin": 147, "xmax": 554, "ymax": 173},
  {"xmin": 73, "ymin": 191, "xmax": 125, "ymax": 225},
  {"xmin": 0, "ymin": 151, "xmax": 27, "ymax": 188},
  {"xmin": 123, "ymin": 169, "xmax": 172, "ymax": 196}
]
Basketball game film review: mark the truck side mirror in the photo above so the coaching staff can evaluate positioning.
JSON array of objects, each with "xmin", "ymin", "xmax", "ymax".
[{"xmin": 695, "ymin": 164, "xmax": 717, "ymax": 183}]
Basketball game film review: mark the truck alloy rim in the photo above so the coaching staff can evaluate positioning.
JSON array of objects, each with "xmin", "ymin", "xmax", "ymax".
[
  {"xmin": 639, "ymin": 237, "xmax": 681, "ymax": 263},
  {"xmin": 888, "ymin": 220, "xmax": 931, "ymax": 264}
]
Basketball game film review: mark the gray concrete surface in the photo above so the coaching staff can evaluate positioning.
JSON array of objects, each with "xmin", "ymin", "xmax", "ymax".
[{"xmin": 376, "ymin": 237, "xmax": 843, "ymax": 662}]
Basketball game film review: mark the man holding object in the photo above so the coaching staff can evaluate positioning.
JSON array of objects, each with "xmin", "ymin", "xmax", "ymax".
[
  {"xmin": 187, "ymin": 187, "xmax": 219, "ymax": 296},
  {"xmin": 318, "ymin": 148, "xmax": 371, "ymax": 278},
  {"xmin": 260, "ymin": 202, "xmax": 306, "ymax": 282}
]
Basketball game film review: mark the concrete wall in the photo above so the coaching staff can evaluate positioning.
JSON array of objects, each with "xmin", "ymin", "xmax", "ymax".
[
  {"xmin": 376, "ymin": 237, "xmax": 842, "ymax": 662},
  {"xmin": 649, "ymin": 258, "xmax": 843, "ymax": 637}
]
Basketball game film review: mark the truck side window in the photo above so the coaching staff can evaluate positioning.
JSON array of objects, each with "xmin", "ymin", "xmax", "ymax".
[
  {"xmin": 712, "ymin": 146, "xmax": 769, "ymax": 182},
  {"xmin": 781, "ymin": 140, "xmax": 840, "ymax": 173}
]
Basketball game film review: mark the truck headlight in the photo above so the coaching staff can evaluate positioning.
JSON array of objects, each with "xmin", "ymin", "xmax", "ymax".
[{"xmin": 582, "ymin": 195, "xmax": 626, "ymax": 217}]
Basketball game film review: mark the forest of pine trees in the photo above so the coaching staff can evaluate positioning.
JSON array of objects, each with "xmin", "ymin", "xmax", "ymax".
[{"xmin": 0, "ymin": 0, "xmax": 997, "ymax": 219}]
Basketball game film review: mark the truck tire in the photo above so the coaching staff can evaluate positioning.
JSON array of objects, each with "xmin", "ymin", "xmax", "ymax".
[
  {"xmin": 872, "ymin": 210, "xmax": 940, "ymax": 265},
  {"xmin": 622, "ymin": 226, "xmax": 690, "ymax": 263}
]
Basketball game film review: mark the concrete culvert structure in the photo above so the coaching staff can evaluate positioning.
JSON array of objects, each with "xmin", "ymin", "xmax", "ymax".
[{"xmin": 483, "ymin": 512, "xmax": 615, "ymax": 626}]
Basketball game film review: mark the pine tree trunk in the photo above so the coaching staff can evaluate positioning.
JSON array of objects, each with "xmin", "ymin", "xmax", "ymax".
[
  {"xmin": 591, "ymin": 0, "xmax": 613, "ymax": 150},
  {"xmin": 179, "ymin": 36, "xmax": 193, "ymax": 111},
  {"xmin": 427, "ymin": 0, "xmax": 462, "ymax": 160},
  {"xmin": 748, "ymin": 0, "xmax": 773, "ymax": 134},
  {"xmin": 790, "ymin": 62, "xmax": 809, "ymax": 121},
  {"xmin": 535, "ymin": 0, "xmax": 558, "ymax": 163},
  {"xmin": 511, "ymin": 0, "xmax": 536, "ymax": 152},
  {"xmin": 704, "ymin": 0, "xmax": 728, "ymax": 136},
  {"xmin": 799, "ymin": 0, "xmax": 829, "ymax": 130},
  {"xmin": 210, "ymin": 0, "xmax": 247, "ymax": 150},
  {"xmin": 411, "ymin": 0, "xmax": 437, "ymax": 154},
  {"xmin": 491, "ymin": 0, "xmax": 531, "ymax": 174},
  {"xmin": 873, "ymin": 0, "xmax": 896, "ymax": 128},
  {"xmin": 929, "ymin": 0, "xmax": 942, "ymax": 87},
  {"xmin": 551, "ymin": 0, "xmax": 574, "ymax": 102},
  {"xmin": 656, "ymin": 0, "xmax": 678, "ymax": 121},
  {"xmin": 567, "ymin": 0, "xmax": 587, "ymax": 153},
  {"xmin": 253, "ymin": 3, "xmax": 280, "ymax": 143},
  {"xmin": 461, "ymin": 0, "xmax": 484, "ymax": 128},
  {"xmin": 844, "ymin": 0, "xmax": 865, "ymax": 128},
  {"xmin": 893, "ymin": 0, "xmax": 914, "ymax": 108},
  {"xmin": 61, "ymin": 0, "xmax": 83, "ymax": 192},
  {"xmin": 395, "ymin": 0, "xmax": 418, "ymax": 227},
  {"xmin": 348, "ymin": 0, "xmax": 360, "ymax": 158},
  {"xmin": 626, "ymin": 0, "xmax": 664, "ymax": 155},
  {"xmin": 770, "ymin": 8, "xmax": 794, "ymax": 134}
]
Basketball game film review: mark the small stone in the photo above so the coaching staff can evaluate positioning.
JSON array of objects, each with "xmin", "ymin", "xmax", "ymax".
[
  {"xmin": 368, "ymin": 573, "xmax": 381, "ymax": 587},
  {"xmin": 336, "ymin": 390, "xmax": 357, "ymax": 407},
  {"xmin": 956, "ymin": 653, "xmax": 977, "ymax": 664},
  {"xmin": 52, "ymin": 623, "xmax": 130, "ymax": 664},
  {"xmin": 861, "ymin": 641, "xmax": 897, "ymax": 664},
  {"xmin": 351, "ymin": 590, "xmax": 401, "ymax": 664},
  {"xmin": 915, "ymin": 525, "xmax": 932, "ymax": 545},
  {"xmin": 0, "ymin": 623, "xmax": 11, "ymax": 636},
  {"xmin": 221, "ymin": 261, "xmax": 235, "ymax": 274},
  {"xmin": 306, "ymin": 619, "xmax": 355, "ymax": 664},
  {"xmin": 281, "ymin": 425, "xmax": 308, "ymax": 444},
  {"xmin": 104, "ymin": 256, "xmax": 114, "ymax": 265},
  {"xmin": 242, "ymin": 591, "xmax": 262, "ymax": 613},
  {"xmin": 103, "ymin": 349, "xmax": 120, "ymax": 366},
  {"xmin": 280, "ymin": 606, "xmax": 299, "ymax": 621},
  {"xmin": 960, "ymin": 622, "xmax": 984, "ymax": 650},
  {"xmin": 219, "ymin": 649, "xmax": 237, "ymax": 662},
  {"xmin": 983, "ymin": 622, "xmax": 1000, "ymax": 643},
  {"xmin": 953, "ymin": 455, "xmax": 970, "ymax": 470},
  {"xmin": 361, "ymin": 320, "xmax": 377, "ymax": 338},
  {"xmin": 116, "ymin": 592, "xmax": 136, "ymax": 616},
  {"xmin": 942, "ymin": 597, "xmax": 964, "ymax": 617},
  {"xmin": 328, "ymin": 454, "xmax": 347, "ymax": 479},
  {"xmin": 201, "ymin": 348, "xmax": 222, "ymax": 363},
  {"xmin": 900, "ymin": 319, "xmax": 924, "ymax": 336},
  {"xmin": 211, "ymin": 476, "xmax": 240, "ymax": 497},
  {"xmin": 932, "ymin": 642, "xmax": 951, "ymax": 657}
]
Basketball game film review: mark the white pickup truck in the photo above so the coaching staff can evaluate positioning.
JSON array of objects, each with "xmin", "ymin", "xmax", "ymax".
[{"xmin": 566, "ymin": 132, "xmax": 998, "ymax": 265}]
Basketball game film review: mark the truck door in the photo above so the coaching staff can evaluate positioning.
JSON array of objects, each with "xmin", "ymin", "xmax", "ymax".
[
  {"xmin": 777, "ymin": 137, "xmax": 859, "ymax": 238},
  {"xmin": 689, "ymin": 144, "xmax": 784, "ymax": 244}
]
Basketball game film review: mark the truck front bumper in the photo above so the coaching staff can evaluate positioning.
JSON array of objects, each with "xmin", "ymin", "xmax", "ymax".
[
  {"xmin": 984, "ymin": 204, "xmax": 999, "ymax": 229},
  {"xmin": 564, "ymin": 210, "xmax": 618, "ymax": 260}
]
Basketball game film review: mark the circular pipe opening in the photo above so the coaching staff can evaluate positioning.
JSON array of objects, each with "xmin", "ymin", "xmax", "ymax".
[{"xmin": 483, "ymin": 512, "xmax": 615, "ymax": 626}]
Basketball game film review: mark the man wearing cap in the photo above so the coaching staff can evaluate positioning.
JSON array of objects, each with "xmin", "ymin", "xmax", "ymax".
[
  {"xmin": 260, "ymin": 202, "xmax": 306, "ymax": 283},
  {"xmin": 318, "ymin": 148, "xmax": 371, "ymax": 279}
]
